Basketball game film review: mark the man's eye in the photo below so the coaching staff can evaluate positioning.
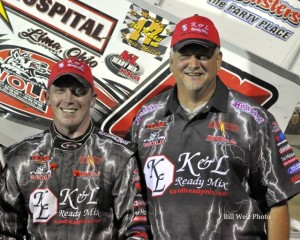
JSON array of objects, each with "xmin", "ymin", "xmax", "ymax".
[
  {"xmin": 198, "ymin": 55, "xmax": 210, "ymax": 60},
  {"xmin": 179, "ymin": 54, "xmax": 209, "ymax": 61},
  {"xmin": 73, "ymin": 88, "xmax": 88, "ymax": 96},
  {"xmin": 179, "ymin": 55, "xmax": 190, "ymax": 60},
  {"xmin": 56, "ymin": 88, "xmax": 65, "ymax": 93}
]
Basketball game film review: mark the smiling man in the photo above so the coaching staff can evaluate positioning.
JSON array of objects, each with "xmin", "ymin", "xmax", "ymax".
[
  {"xmin": 46, "ymin": 58, "xmax": 96, "ymax": 138},
  {"xmin": 0, "ymin": 57, "xmax": 150, "ymax": 240},
  {"xmin": 128, "ymin": 15, "xmax": 300, "ymax": 239}
]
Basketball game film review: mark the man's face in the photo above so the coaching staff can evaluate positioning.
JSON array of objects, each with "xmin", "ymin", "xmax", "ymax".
[
  {"xmin": 46, "ymin": 76, "xmax": 96, "ymax": 135},
  {"xmin": 169, "ymin": 44, "xmax": 222, "ymax": 94}
]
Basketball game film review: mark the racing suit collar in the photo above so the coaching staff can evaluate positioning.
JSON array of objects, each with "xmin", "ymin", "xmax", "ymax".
[
  {"xmin": 165, "ymin": 76, "xmax": 229, "ymax": 117},
  {"xmin": 50, "ymin": 119, "xmax": 94, "ymax": 150}
]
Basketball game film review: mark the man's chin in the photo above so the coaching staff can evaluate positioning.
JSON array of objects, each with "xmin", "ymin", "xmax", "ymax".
[{"xmin": 55, "ymin": 119, "xmax": 79, "ymax": 129}]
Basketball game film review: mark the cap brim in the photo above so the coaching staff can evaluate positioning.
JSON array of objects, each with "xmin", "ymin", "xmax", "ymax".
[
  {"xmin": 173, "ymin": 39, "xmax": 217, "ymax": 52},
  {"xmin": 51, "ymin": 73, "xmax": 91, "ymax": 88}
]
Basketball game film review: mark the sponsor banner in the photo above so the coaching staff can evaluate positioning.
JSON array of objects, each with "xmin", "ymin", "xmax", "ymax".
[
  {"xmin": 152, "ymin": 0, "xmax": 300, "ymax": 75},
  {"xmin": 3, "ymin": 0, "xmax": 118, "ymax": 55},
  {"xmin": 209, "ymin": 0, "xmax": 298, "ymax": 41},
  {"xmin": 120, "ymin": 3, "xmax": 175, "ymax": 61},
  {"xmin": 0, "ymin": 0, "xmax": 174, "ymax": 135},
  {"xmin": 0, "ymin": 0, "xmax": 299, "ymax": 143},
  {"xmin": 0, "ymin": 47, "xmax": 53, "ymax": 122}
]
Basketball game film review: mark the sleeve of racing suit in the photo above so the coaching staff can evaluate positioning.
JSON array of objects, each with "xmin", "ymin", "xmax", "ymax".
[
  {"xmin": 249, "ymin": 112, "xmax": 300, "ymax": 212},
  {"xmin": 0, "ymin": 163, "xmax": 28, "ymax": 240},
  {"xmin": 125, "ymin": 116, "xmax": 139, "ymax": 144},
  {"xmin": 112, "ymin": 155, "xmax": 151, "ymax": 240}
]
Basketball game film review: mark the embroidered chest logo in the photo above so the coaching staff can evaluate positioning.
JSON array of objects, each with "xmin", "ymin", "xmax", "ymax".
[
  {"xmin": 30, "ymin": 164, "xmax": 51, "ymax": 181},
  {"xmin": 144, "ymin": 152, "xmax": 231, "ymax": 197},
  {"xmin": 144, "ymin": 155, "xmax": 174, "ymax": 197},
  {"xmin": 206, "ymin": 135, "xmax": 237, "ymax": 145},
  {"xmin": 145, "ymin": 121, "xmax": 167, "ymax": 130},
  {"xmin": 29, "ymin": 188, "xmax": 57, "ymax": 223},
  {"xmin": 30, "ymin": 153, "xmax": 51, "ymax": 163},
  {"xmin": 143, "ymin": 131, "xmax": 166, "ymax": 147}
]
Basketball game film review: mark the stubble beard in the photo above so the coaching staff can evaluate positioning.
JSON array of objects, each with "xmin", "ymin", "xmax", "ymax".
[{"xmin": 182, "ymin": 77, "xmax": 206, "ymax": 92}]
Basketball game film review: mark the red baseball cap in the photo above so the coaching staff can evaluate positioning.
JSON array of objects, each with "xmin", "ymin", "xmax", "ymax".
[
  {"xmin": 48, "ymin": 57, "xmax": 94, "ymax": 90},
  {"xmin": 171, "ymin": 14, "xmax": 220, "ymax": 51}
]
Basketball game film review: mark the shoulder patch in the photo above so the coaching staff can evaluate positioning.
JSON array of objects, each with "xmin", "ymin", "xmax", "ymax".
[{"xmin": 97, "ymin": 130, "xmax": 131, "ymax": 145}]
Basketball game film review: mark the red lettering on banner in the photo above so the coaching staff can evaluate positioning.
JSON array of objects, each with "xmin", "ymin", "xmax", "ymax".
[
  {"xmin": 0, "ymin": 71, "xmax": 9, "ymax": 82},
  {"xmin": 119, "ymin": 50, "xmax": 138, "ymax": 65},
  {"xmin": 7, "ymin": 76, "xmax": 26, "ymax": 91},
  {"xmin": 235, "ymin": 0, "xmax": 300, "ymax": 26},
  {"xmin": 25, "ymin": 82, "xmax": 39, "ymax": 98}
]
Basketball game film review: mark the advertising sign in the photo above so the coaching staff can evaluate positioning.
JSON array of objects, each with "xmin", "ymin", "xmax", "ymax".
[{"xmin": 0, "ymin": 0, "xmax": 299, "ymax": 142}]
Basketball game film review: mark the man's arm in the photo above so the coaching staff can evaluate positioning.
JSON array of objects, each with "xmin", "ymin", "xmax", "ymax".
[
  {"xmin": 113, "ymin": 156, "xmax": 151, "ymax": 239},
  {"xmin": 267, "ymin": 201, "xmax": 290, "ymax": 240},
  {"xmin": 0, "ymin": 163, "xmax": 28, "ymax": 239}
]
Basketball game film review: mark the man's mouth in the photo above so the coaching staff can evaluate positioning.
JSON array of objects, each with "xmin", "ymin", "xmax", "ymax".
[
  {"xmin": 186, "ymin": 73, "xmax": 202, "ymax": 76},
  {"xmin": 61, "ymin": 108, "xmax": 77, "ymax": 113}
]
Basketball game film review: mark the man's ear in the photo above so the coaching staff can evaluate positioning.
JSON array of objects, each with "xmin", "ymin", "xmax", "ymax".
[
  {"xmin": 90, "ymin": 93, "xmax": 97, "ymax": 107},
  {"xmin": 45, "ymin": 90, "xmax": 51, "ymax": 106},
  {"xmin": 169, "ymin": 52, "xmax": 174, "ymax": 72},
  {"xmin": 216, "ymin": 51, "xmax": 223, "ymax": 71}
]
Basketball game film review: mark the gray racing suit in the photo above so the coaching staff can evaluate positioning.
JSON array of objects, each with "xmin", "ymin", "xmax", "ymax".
[
  {"xmin": 0, "ymin": 122, "xmax": 150, "ymax": 240},
  {"xmin": 129, "ymin": 78, "xmax": 300, "ymax": 239}
]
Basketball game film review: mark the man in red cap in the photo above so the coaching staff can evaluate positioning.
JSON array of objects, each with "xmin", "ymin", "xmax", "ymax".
[
  {"xmin": 0, "ymin": 57, "xmax": 150, "ymax": 239},
  {"xmin": 128, "ymin": 15, "xmax": 300, "ymax": 239}
]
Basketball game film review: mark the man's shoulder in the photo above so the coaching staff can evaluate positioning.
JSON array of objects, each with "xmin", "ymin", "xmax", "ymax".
[
  {"xmin": 228, "ymin": 89, "xmax": 273, "ymax": 123},
  {"xmin": 3, "ymin": 130, "xmax": 50, "ymax": 168},
  {"xmin": 130, "ymin": 89, "xmax": 171, "ymax": 130},
  {"xmin": 94, "ymin": 129, "xmax": 136, "ymax": 152},
  {"xmin": 229, "ymin": 89, "xmax": 267, "ymax": 110},
  {"xmin": 4, "ymin": 130, "xmax": 48, "ymax": 156},
  {"xmin": 136, "ymin": 89, "xmax": 171, "ymax": 115},
  {"xmin": 143, "ymin": 88, "xmax": 172, "ymax": 106}
]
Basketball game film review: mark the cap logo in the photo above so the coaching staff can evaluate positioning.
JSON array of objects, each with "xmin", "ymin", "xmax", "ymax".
[
  {"xmin": 190, "ymin": 22, "xmax": 209, "ymax": 36},
  {"xmin": 171, "ymin": 15, "xmax": 220, "ymax": 50},
  {"xmin": 48, "ymin": 57, "xmax": 94, "ymax": 89},
  {"xmin": 58, "ymin": 62, "xmax": 65, "ymax": 69},
  {"xmin": 65, "ymin": 59, "xmax": 85, "ymax": 72},
  {"xmin": 181, "ymin": 24, "xmax": 188, "ymax": 32}
]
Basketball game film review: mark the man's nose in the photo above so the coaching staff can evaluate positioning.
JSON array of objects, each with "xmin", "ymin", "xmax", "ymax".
[
  {"xmin": 63, "ymin": 89, "xmax": 75, "ymax": 102},
  {"xmin": 188, "ymin": 55, "xmax": 201, "ymax": 68}
]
